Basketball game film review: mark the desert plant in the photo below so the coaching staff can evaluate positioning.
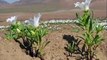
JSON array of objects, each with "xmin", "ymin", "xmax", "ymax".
[
  {"xmin": 66, "ymin": 0, "xmax": 104, "ymax": 60},
  {"xmin": 66, "ymin": 39, "xmax": 81, "ymax": 56},
  {"xmin": 6, "ymin": 20, "xmax": 50, "ymax": 59},
  {"xmin": 76, "ymin": 10, "xmax": 104, "ymax": 60},
  {"xmin": 26, "ymin": 26, "xmax": 50, "ymax": 58},
  {"xmin": 6, "ymin": 21, "xmax": 25, "ymax": 40}
]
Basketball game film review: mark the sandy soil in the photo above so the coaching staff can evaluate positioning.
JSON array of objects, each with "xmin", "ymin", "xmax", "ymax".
[{"xmin": 0, "ymin": 24, "xmax": 107, "ymax": 60}]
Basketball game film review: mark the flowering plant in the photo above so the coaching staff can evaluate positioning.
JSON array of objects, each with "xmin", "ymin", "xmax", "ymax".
[
  {"xmin": 67, "ymin": 0, "xmax": 104, "ymax": 60},
  {"xmin": 6, "ymin": 14, "xmax": 49, "ymax": 59}
]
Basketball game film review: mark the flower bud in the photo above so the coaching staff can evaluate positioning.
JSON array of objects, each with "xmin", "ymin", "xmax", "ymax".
[
  {"xmin": 31, "ymin": 30, "xmax": 35, "ymax": 35},
  {"xmin": 17, "ymin": 28, "xmax": 21, "ymax": 33}
]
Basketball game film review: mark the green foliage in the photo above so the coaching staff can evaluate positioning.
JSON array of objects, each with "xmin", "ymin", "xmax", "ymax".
[
  {"xmin": 66, "ymin": 39, "xmax": 81, "ymax": 56},
  {"xmin": 67, "ymin": 10, "xmax": 104, "ymax": 60},
  {"xmin": 6, "ymin": 21, "xmax": 50, "ymax": 58},
  {"xmin": 5, "ymin": 22, "xmax": 24, "ymax": 40},
  {"xmin": 76, "ymin": 10, "xmax": 104, "ymax": 60}
]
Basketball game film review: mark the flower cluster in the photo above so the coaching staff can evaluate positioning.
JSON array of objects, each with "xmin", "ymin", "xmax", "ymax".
[{"xmin": 6, "ymin": 13, "xmax": 41, "ymax": 28}]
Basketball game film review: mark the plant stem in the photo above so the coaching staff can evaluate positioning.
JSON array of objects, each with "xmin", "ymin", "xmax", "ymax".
[{"xmin": 87, "ymin": 46, "xmax": 93, "ymax": 60}]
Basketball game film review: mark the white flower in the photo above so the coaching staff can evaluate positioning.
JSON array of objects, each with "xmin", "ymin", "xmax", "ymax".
[
  {"xmin": 6, "ymin": 16, "xmax": 17, "ymax": 24},
  {"xmin": 24, "ymin": 13, "xmax": 41, "ymax": 27},
  {"xmin": 33, "ymin": 13, "xmax": 41, "ymax": 27},
  {"xmin": 74, "ymin": 0, "xmax": 92, "ymax": 11}
]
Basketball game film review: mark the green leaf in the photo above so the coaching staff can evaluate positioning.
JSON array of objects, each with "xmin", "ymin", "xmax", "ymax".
[
  {"xmin": 89, "ymin": 19, "xmax": 92, "ymax": 32},
  {"xmin": 84, "ymin": 32, "xmax": 92, "ymax": 46},
  {"xmin": 85, "ymin": 15, "xmax": 90, "ymax": 26},
  {"xmin": 93, "ymin": 35, "xmax": 103, "ymax": 45},
  {"xmin": 96, "ymin": 25, "xmax": 104, "ymax": 33},
  {"xmin": 42, "ymin": 41, "xmax": 50, "ymax": 49}
]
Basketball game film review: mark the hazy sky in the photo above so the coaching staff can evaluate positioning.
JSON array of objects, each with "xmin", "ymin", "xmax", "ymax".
[{"xmin": 4, "ymin": 0, "xmax": 20, "ymax": 3}]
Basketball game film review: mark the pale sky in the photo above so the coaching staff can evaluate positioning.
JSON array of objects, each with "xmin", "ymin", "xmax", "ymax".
[{"xmin": 4, "ymin": 0, "xmax": 20, "ymax": 3}]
